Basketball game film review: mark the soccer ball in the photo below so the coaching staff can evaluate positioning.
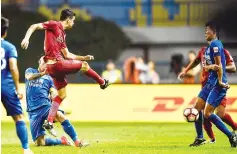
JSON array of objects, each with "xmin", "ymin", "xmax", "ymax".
[{"xmin": 183, "ymin": 108, "xmax": 199, "ymax": 122}]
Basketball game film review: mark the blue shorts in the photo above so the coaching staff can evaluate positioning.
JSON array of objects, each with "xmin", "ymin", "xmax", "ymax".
[
  {"xmin": 28, "ymin": 105, "xmax": 51, "ymax": 141},
  {"xmin": 1, "ymin": 87, "xmax": 23, "ymax": 116},
  {"xmin": 28, "ymin": 105, "xmax": 65, "ymax": 141},
  {"xmin": 207, "ymin": 87, "xmax": 227, "ymax": 108},
  {"xmin": 198, "ymin": 84, "xmax": 227, "ymax": 108}
]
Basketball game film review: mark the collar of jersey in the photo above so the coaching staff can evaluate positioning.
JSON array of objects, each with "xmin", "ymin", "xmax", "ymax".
[{"xmin": 210, "ymin": 38, "xmax": 218, "ymax": 44}]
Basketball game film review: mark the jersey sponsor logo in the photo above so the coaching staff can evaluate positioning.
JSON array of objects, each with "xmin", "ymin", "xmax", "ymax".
[
  {"xmin": 56, "ymin": 34, "xmax": 64, "ymax": 43},
  {"xmin": 213, "ymin": 47, "xmax": 219, "ymax": 53},
  {"xmin": 204, "ymin": 54, "xmax": 212, "ymax": 65},
  {"xmin": 201, "ymin": 58, "xmax": 206, "ymax": 67},
  {"xmin": 28, "ymin": 79, "xmax": 44, "ymax": 87}
]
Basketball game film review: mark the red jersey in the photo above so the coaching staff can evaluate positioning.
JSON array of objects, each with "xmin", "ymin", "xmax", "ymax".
[
  {"xmin": 42, "ymin": 20, "xmax": 67, "ymax": 61},
  {"xmin": 197, "ymin": 47, "xmax": 234, "ymax": 87}
]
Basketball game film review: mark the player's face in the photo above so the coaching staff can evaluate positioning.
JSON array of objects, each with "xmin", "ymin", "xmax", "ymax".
[
  {"xmin": 107, "ymin": 62, "xmax": 115, "ymax": 71},
  {"xmin": 188, "ymin": 53, "xmax": 195, "ymax": 61},
  {"xmin": 205, "ymin": 26, "xmax": 215, "ymax": 41},
  {"xmin": 2, "ymin": 31, "xmax": 7, "ymax": 38},
  {"xmin": 66, "ymin": 16, "xmax": 75, "ymax": 29},
  {"xmin": 148, "ymin": 61, "xmax": 155, "ymax": 70}
]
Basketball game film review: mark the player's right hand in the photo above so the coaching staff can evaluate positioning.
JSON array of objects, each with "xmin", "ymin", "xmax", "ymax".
[
  {"xmin": 16, "ymin": 91, "xmax": 23, "ymax": 100},
  {"xmin": 219, "ymin": 82, "xmax": 230, "ymax": 89},
  {"xmin": 84, "ymin": 55, "xmax": 94, "ymax": 60},
  {"xmin": 177, "ymin": 71, "xmax": 186, "ymax": 81},
  {"xmin": 21, "ymin": 38, "xmax": 29, "ymax": 50},
  {"xmin": 209, "ymin": 64, "xmax": 220, "ymax": 71}
]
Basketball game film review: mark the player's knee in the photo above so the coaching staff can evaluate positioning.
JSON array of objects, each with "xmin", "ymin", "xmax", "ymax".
[
  {"xmin": 12, "ymin": 114, "xmax": 24, "ymax": 122},
  {"xmin": 204, "ymin": 111, "xmax": 211, "ymax": 119},
  {"xmin": 216, "ymin": 111, "xmax": 225, "ymax": 119},
  {"xmin": 36, "ymin": 141, "xmax": 44, "ymax": 146},
  {"xmin": 81, "ymin": 61, "xmax": 90, "ymax": 72},
  {"xmin": 56, "ymin": 111, "xmax": 66, "ymax": 123},
  {"xmin": 57, "ymin": 91, "xmax": 66, "ymax": 100},
  {"xmin": 194, "ymin": 98, "xmax": 205, "ymax": 112},
  {"xmin": 58, "ymin": 93, "xmax": 66, "ymax": 100},
  {"xmin": 35, "ymin": 136, "xmax": 45, "ymax": 146}
]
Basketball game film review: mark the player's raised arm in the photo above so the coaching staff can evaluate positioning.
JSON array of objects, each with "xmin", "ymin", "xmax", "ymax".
[
  {"xmin": 178, "ymin": 50, "xmax": 202, "ymax": 80},
  {"xmin": 25, "ymin": 69, "xmax": 46, "ymax": 81},
  {"xmin": 21, "ymin": 23, "xmax": 44, "ymax": 49},
  {"xmin": 61, "ymin": 47, "xmax": 94, "ymax": 61}
]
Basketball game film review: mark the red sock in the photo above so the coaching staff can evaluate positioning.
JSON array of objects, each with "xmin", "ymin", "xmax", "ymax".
[
  {"xmin": 222, "ymin": 113, "xmax": 237, "ymax": 130},
  {"xmin": 84, "ymin": 68, "xmax": 105, "ymax": 85},
  {"xmin": 203, "ymin": 118, "xmax": 215, "ymax": 140},
  {"xmin": 47, "ymin": 96, "xmax": 63, "ymax": 123}
]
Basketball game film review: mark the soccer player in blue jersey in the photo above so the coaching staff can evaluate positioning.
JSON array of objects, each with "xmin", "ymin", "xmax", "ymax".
[
  {"xmin": 187, "ymin": 21, "xmax": 237, "ymax": 147},
  {"xmin": 1, "ymin": 17, "xmax": 34, "ymax": 154},
  {"xmin": 25, "ymin": 56, "xmax": 89, "ymax": 147}
]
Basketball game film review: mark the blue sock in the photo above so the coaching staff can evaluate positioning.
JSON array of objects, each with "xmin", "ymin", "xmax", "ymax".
[
  {"xmin": 208, "ymin": 113, "xmax": 232, "ymax": 138},
  {"xmin": 61, "ymin": 119, "xmax": 78, "ymax": 141},
  {"xmin": 45, "ymin": 138, "xmax": 61, "ymax": 146},
  {"xmin": 16, "ymin": 121, "xmax": 29, "ymax": 149},
  {"xmin": 194, "ymin": 111, "xmax": 204, "ymax": 139}
]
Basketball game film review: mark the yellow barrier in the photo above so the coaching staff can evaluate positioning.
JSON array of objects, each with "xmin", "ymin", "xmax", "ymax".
[{"xmin": 1, "ymin": 84, "xmax": 237, "ymax": 122}]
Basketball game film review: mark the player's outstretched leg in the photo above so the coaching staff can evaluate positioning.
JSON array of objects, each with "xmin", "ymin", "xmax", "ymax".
[
  {"xmin": 44, "ymin": 94, "xmax": 64, "ymax": 136},
  {"xmin": 35, "ymin": 135, "xmax": 71, "ymax": 146},
  {"xmin": 56, "ymin": 110, "xmax": 89, "ymax": 147},
  {"xmin": 61, "ymin": 120, "xmax": 89, "ymax": 147},
  {"xmin": 222, "ymin": 113, "xmax": 237, "ymax": 131},
  {"xmin": 81, "ymin": 61, "xmax": 110, "ymax": 89},
  {"xmin": 13, "ymin": 115, "xmax": 34, "ymax": 154},
  {"xmin": 45, "ymin": 136, "xmax": 71, "ymax": 146},
  {"xmin": 216, "ymin": 100, "xmax": 237, "ymax": 131},
  {"xmin": 204, "ymin": 104, "xmax": 237, "ymax": 147},
  {"xmin": 190, "ymin": 98, "xmax": 206, "ymax": 147},
  {"xmin": 190, "ymin": 111, "xmax": 206, "ymax": 146},
  {"xmin": 203, "ymin": 117, "xmax": 216, "ymax": 143}
]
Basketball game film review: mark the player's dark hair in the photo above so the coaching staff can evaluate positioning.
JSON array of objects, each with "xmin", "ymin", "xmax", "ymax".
[
  {"xmin": 60, "ymin": 9, "xmax": 76, "ymax": 21},
  {"xmin": 205, "ymin": 21, "xmax": 220, "ymax": 39},
  {"xmin": 1, "ymin": 17, "xmax": 9, "ymax": 37}
]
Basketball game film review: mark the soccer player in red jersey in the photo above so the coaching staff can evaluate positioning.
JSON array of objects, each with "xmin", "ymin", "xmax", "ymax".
[
  {"xmin": 179, "ymin": 46, "xmax": 236, "ymax": 145},
  {"xmin": 21, "ymin": 9, "xmax": 110, "ymax": 135}
]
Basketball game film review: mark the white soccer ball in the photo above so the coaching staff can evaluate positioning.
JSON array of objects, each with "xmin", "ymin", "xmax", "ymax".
[{"xmin": 183, "ymin": 108, "xmax": 199, "ymax": 122}]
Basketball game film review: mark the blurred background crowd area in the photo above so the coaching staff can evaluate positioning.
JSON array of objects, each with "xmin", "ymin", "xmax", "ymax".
[{"xmin": 2, "ymin": 0, "xmax": 237, "ymax": 84}]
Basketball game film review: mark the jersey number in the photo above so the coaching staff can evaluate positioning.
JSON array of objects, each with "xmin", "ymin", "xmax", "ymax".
[{"xmin": 1, "ymin": 47, "xmax": 7, "ymax": 70}]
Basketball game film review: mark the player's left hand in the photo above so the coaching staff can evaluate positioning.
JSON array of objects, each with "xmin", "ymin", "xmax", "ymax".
[
  {"xmin": 219, "ymin": 82, "xmax": 230, "ymax": 89},
  {"xmin": 84, "ymin": 55, "xmax": 94, "ymax": 60}
]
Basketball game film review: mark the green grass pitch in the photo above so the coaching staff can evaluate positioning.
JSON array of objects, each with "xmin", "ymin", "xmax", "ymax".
[{"xmin": 1, "ymin": 122, "xmax": 236, "ymax": 154}]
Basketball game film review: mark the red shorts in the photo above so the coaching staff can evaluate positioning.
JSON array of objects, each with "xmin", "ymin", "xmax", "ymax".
[
  {"xmin": 46, "ymin": 60, "xmax": 82, "ymax": 90},
  {"xmin": 220, "ymin": 96, "xmax": 227, "ymax": 107}
]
